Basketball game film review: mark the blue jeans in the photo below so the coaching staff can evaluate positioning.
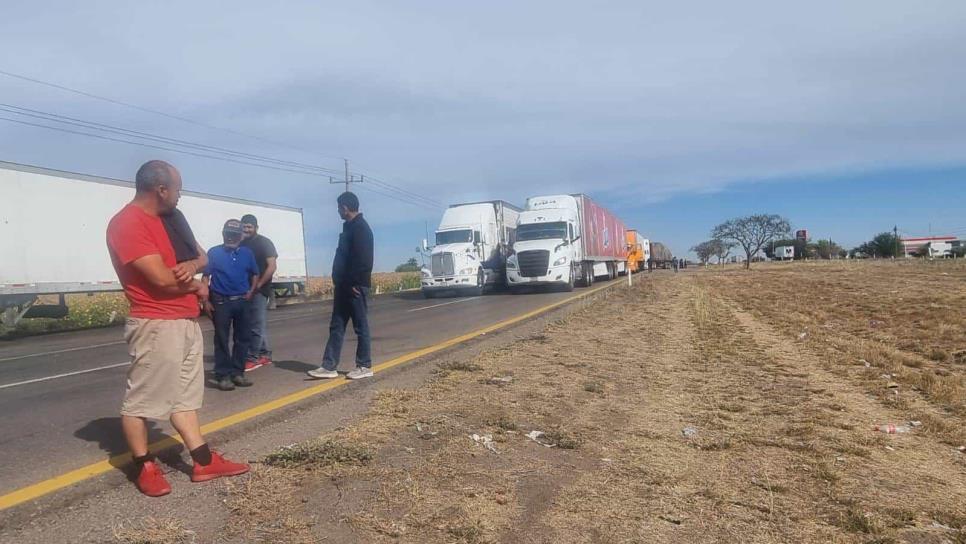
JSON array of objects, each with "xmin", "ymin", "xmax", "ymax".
[
  {"xmin": 321, "ymin": 287, "xmax": 371, "ymax": 370},
  {"xmin": 212, "ymin": 297, "xmax": 252, "ymax": 378},
  {"xmin": 247, "ymin": 292, "xmax": 271, "ymax": 362}
]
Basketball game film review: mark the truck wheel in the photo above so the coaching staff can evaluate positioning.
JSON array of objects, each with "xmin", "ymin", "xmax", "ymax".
[
  {"xmin": 563, "ymin": 263, "xmax": 575, "ymax": 292},
  {"xmin": 470, "ymin": 269, "xmax": 485, "ymax": 296},
  {"xmin": 585, "ymin": 263, "xmax": 594, "ymax": 287}
]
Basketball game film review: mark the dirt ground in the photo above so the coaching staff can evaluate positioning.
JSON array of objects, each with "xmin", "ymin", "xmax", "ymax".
[{"xmin": 89, "ymin": 262, "xmax": 966, "ymax": 542}]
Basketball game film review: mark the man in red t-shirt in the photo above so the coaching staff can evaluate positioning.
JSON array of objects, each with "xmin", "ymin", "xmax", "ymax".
[{"xmin": 106, "ymin": 160, "xmax": 249, "ymax": 497}]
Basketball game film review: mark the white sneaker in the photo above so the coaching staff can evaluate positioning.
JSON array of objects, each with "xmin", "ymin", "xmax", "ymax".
[
  {"xmin": 346, "ymin": 367, "xmax": 373, "ymax": 380},
  {"xmin": 307, "ymin": 367, "xmax": 339, "ymax": 379}
]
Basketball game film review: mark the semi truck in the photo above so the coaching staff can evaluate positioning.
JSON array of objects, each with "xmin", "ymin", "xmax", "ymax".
[
  {"xmin": 420, "ymin": 201, "xmax": 521, "ymax": 298},
  {"xmin": 649, "ymin": 241, "xmax": 674, "ymax": 269},
  {"xmin": 506, "ymin": 194, "xmax": 627, "ymax": 292},
  {"xmin": 774, "ymin": 245, "xmax": 794, "ymax": 260},
  {"xmin": 0, "ymin": 160, "xmax": 308, "ymax": 328},
  {"xmin": 626, "ymin": 230, "xmax": 651, "ymax": 273}
]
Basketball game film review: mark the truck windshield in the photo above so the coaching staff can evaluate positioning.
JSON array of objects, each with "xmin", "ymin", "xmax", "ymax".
[
  {"xmin": 517, "ymin": 222, "xmax": 567, "ymax": 241},
  {"xmin": 436, "ymin": 229, "xmax": 473, "ymax": 245}
]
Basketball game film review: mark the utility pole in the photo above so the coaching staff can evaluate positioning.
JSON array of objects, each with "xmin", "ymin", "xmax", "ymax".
[
  {"xmin": 894, "ymin": 225, "xmax": 900, "ymax": 258},
  {"xmin": 331, "ymin": 158, "xmax": 364, "ymax": 193}
]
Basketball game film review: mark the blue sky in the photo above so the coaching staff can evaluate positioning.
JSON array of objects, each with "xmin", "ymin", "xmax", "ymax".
[{"xmin": 1, "ymin": 1, "xmax": 965, "ymax": 272}]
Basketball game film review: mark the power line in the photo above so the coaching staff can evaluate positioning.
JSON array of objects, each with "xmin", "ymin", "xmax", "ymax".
[
  {"xmin": 2, "ymin": 114, "xmax": 443, "ymax": 212},
  {"xmin": 0, "ymin": 70, "xmax": 446, "ymax": 210},
  {"xmin": 0, "ymin": 103, "xmax": 347, "ymax": 176},
  {"xmin": 0, "ymin": 68, "xmax": 344, "ymax": 162},
  {"xmin": 0, "ymin": 115, "xmax": 338, "ymax": 177}
]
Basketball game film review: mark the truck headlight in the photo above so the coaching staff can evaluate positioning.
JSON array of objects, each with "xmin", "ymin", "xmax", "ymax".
[
  {"xmin": 506, "ymin": 257, "xmax": 517, "ymax": 269},
  {"xmin": 460, "ymin": 267, "xmax": 477, "ymax": 275},
  {"xmin": 553, "ymin": 256, "xmax": 568, "ymax": 266},
  {"xmin": 421, "ymin": 268, "xmax": 431, "ymax": 277}
]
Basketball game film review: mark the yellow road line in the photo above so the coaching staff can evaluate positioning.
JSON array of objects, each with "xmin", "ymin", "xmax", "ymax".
[{"xmin": 0, "ymin": 280, "xmax": 620, "ymax": 511}]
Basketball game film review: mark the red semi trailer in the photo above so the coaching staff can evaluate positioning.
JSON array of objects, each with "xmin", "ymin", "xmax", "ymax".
[{"xmin": 507, "ymin": 193, "xmax": 628, "ymax": 291}]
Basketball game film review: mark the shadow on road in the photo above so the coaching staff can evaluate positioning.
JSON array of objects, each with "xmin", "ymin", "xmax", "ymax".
[
  {"xmin": 74, "ymin": 417, "xmax": 189, "ymax": 479},
  {"xmin": 273, "ymin": 359, "xmax": 317, "ymax": 373}
]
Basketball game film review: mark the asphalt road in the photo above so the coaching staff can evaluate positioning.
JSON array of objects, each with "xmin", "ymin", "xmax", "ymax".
[{"xmin": 0, "ymin": 280, "xmax": 622, "ymax": 497}]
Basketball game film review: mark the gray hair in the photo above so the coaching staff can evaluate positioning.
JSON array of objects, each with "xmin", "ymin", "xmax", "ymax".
[{"xmin": 135, "ymin": 160, "xmax": 175, "ymax": 193}]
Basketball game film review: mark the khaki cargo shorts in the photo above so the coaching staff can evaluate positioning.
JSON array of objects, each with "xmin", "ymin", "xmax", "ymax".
[{"xmin": 120, "ymin": 318, "xmax": 204, "ymax": 419}]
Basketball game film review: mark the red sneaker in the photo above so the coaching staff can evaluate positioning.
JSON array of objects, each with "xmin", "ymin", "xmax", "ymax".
[
  {"xmin": 135, "ymin": 460, "xmax": 171, "ymax": 497},
  {"xmin": 257, "ymin": 355, "xmax": 272, "ymax": 367},
  {"xmin": 191, "ymin": 451, "xmax": 250, "ymax": 482},
  {"xmin": 244, "ymin": 360, "xmax": 261, "ymax": 372}
]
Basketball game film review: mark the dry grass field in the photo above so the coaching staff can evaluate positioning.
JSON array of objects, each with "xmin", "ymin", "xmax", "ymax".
[
  {"xmin": 118, "ymin": 261, "xmax": 965, "ymax": 543},
  {"xmin": 5, "ymin": 273, "xmax": 419, "ymax": 337}
]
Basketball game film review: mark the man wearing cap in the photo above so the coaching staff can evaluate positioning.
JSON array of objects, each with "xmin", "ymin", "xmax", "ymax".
[
  {"xmin": 240, "ymin": 214, "xmax": 278, "ymax": 371},
  {"xmin": 106, "ymin": 160, "xmax": 249, "ymax": 497},
  {"xmin": 203, "ymin": 219, "xmax": 260, "ymax": 391}
]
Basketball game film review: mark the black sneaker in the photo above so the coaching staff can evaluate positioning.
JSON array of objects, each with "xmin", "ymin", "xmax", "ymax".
[
  {"xmin": 231, "ymin": 375, "xmax": 253, "ymax": 387},
  {"xmin": 216, "ymin": 377, "xmax": 235, "ymax": 391}
]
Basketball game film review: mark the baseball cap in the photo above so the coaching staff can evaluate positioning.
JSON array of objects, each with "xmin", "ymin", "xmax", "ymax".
[{"xmin": 223, "ymin": 219, "xmax": 244, "ymax": 235}]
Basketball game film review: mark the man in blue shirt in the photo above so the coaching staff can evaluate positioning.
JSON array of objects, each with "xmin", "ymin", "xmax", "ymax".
[{"xmin": 203, "ymin": 219, "xmax": 260, "ymax": 391}]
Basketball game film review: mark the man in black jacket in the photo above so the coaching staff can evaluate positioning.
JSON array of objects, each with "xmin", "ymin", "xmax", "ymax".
[{"xmin": 308, "ymin": 192, "xmax": 375, "ymax": 380}]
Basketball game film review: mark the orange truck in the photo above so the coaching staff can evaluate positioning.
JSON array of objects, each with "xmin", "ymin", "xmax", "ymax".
[{"xmin": 625, "ymin": 230, "xmax": 650, "ymax": 272}]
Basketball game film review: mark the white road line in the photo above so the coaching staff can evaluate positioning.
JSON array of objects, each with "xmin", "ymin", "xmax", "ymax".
[
  {"xmin": 0, "ymin": 361, "xmax": 129, "ymax": 391},
  {"xmin": 0, "ymin": 309, "xmax": 323, "ymax": 365},
  {"xmin": 0, "ymin": 341, "xmax": 126, "ymax": 363},
  {"xmin": 406, "ymin": 297, "xmax": 480, "ymax": 313}
]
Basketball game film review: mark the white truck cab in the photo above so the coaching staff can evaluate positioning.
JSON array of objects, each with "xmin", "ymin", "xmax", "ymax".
[
  {"xmin": 420, "ymin": 201, "xmax": 520, "ymax": 298},
  {"xmin": 506, "ymin": 195, "xmax": 585, "ymax": 292}
]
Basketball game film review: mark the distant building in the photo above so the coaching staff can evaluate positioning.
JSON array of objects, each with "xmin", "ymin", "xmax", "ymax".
[{"xmin": 900, "ymin": 236, "xmax": 957, "ymax": 258}]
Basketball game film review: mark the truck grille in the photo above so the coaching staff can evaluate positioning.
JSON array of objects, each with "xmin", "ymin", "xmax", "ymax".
[
  {"xmin": 517, "ymin": 250, "xmax": 550, "ymax": 277},
  {"xmin": 431, "ymin": 252, "xmax": 455, "ymax": 276}
]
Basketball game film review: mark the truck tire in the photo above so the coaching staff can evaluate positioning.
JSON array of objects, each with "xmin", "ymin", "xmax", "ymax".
[
  {"xmin": 422, "ymin": 289, "xmax": 436, "ymax": 299},
  {"xmin": 469, "ymin": 269, "xmax": 485, "ymax": 296},
  {"xmin": 584, "ymin": 263, "xmax": 595, "ymax": 287},
  {"xmin": 563, "ymin": 263, "xmax": 575, "ymax": 292}
]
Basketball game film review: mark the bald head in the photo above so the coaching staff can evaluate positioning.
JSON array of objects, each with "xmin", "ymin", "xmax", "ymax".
[
  {"xmin": 135, "ymin": 160, "xmax": 177, "ymax": 193},
  {"xmin": 134, "ymin": 160, "xmax": 182, "ymax": 213}
]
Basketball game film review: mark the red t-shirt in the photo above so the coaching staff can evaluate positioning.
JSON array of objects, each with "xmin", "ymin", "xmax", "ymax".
[{"xmin": 106, "ymin": 204, "xmax": 200, "ymax": 320}]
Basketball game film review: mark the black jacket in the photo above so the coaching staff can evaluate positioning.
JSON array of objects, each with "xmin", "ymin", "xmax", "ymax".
[{"xmin": 332, "ymin": 214, "xmax": 373, "ymax": 289}]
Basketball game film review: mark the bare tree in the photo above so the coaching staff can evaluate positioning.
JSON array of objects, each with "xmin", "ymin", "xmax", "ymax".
[
  {"xmin": 710, "ymin": 238, "xmax": 734, "ymax": 264},
  {"xmin": 690, "ymin": 241, "xmax": 715, "ymax": 265},
  {"xmin": 711, "ymin": 215, "xmax": 791, "ymax": 269}
]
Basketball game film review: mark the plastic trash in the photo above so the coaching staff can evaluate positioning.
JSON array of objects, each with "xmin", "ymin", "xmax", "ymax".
[
  {"xmin": 682, "ymin": 427, "xmax": 698, "ymax": 438},
  {"xmin": 874, "ymin": 424, "xmax": 911, "ymax": 434},
  {"xmin": 526, "ymin": 430, "xmax": 554, "ymax": 447},
  {"xmin": 470, "ymin": 433, "xmax": 498, "ymax": 453}
]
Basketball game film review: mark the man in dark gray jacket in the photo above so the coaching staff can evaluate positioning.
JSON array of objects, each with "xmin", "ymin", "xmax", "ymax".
[{"xmin": 308, "ymin": 192, "xmax": 374, "ymax": 380}]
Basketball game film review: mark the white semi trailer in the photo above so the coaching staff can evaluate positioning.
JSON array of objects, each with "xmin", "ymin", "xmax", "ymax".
[
  {"xmin": 420, "ymin": 201, "xmax": 521, "ymax": 298},
  {"xmin": 0, "ymin": 161, "xmax": 308, "ymax": 327}
]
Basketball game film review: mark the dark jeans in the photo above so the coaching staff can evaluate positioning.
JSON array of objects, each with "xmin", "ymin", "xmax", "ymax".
[
  {"xmin": 212, "ymin": 296, "xmax": 252, "ymax": 378},
  {"xmin": 247, "ymin": 292, "xmax": 271, "ymax": 362},
  {"xmin": 321, "ymin": 286, "xmax": 371, "ymax": 370}
]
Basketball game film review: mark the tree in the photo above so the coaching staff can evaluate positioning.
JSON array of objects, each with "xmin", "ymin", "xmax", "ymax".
[
  {"xmin": 710, "ymin": 238, "xmax": 734, "ymax": 264},
  {"xmin": 856, "ymin": 232, "xmax": 901, "ymax": 258},
  {"xmin": 690, "ymin": 241, "xmax": 716, "ymax": 265},
  {"xmin": 814, "ymin": 239, "xmax": 844, "ymax": 260},
  {"xmin": 395, "ymin": 257, "xmax": 420, "ymax": 273},
  {"xmin": 711, "ymin": 214, "xmax": 792, "ymax": 269}
]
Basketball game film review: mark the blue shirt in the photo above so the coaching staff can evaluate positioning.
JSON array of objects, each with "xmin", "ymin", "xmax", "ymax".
[{"xmin": 205, "ymin": 245, "xmax": 259, "ymax": 297}]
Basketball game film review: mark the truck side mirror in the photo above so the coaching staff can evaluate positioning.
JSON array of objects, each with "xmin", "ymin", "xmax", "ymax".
[
  {"xmin": 421, "ymin": 238, "xmax": 429, "ymax": 252},
  {"xmin": 473, "ymin": 231, "xmax": 481, "ymax": 245}
]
